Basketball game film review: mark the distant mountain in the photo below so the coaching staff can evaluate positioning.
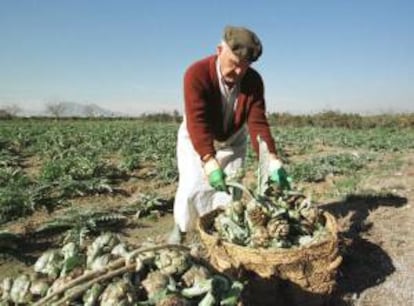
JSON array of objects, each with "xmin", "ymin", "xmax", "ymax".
[{"xmin": 48, "ymin": 102, "xmax": 125, "ymax": 117}]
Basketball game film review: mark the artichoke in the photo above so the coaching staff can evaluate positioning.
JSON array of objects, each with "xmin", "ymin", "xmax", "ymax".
[
  {"xmin": 86, "ymin": 233, "xmax": 120, "ymax": 266},
  {"xmin": 137, "ymin": 250, "xmax": 156, "ymax": 265},
  {"xmin": 246, "ymin": 206, "xmax": 268, "ymax": 227},
  {"xmin": 181, "ymin": 264, "xmax": 210, "ymax": 287},
  {"xmin": 10, "ymin": 274, "xmax": 32, "ymax": 304},
  {"xmin": 267, "ymin": 218, "xmax": 290, "ymax": 239},
  {"xmin": 34, "ymin": 249, "xmax": 64, "ymax": 279},
  {"xmin": 300, "ymin": 206, "xmax": 321, "ymax": 225},
  {"xmin": 142, "ymin": 271, "xmax": 169, "ymax": 300},
  {"xmin": 90, "ymin": 253, "xmax": 113, "ymax": 271},
  {"xmin": 100, "ymin": 278, "xmax": 136, "ymax": 306},
  {"xmin": 158, "ymin": 294, "xmax": 191, "ymax": 306},
  {"xmin": 111, "ymin": 243, "xmax": 129, "ymax": 258},
  {"xmin": 83, "ymin": 283, "xmax": 104, "ymax": 306},
  {"xmin": 1, "ymin": 277, "xmax": 13, "ymax": 301},
  {"xmin": 30, "ymin": 279, "xmax": 50, "ymax": 297},
  {"xmin": 60, "ymin": 242, "xmax": 85, "ymax": 276},
  {"xmin": 214, "ymin": 214, "xmax": 249, "ymax": 245},
  {"xmin": 47, "ymin": 275, "xmax": 73, "ymax": 295},
  {"xmin": 154, "ymin": 249, "xmax": 190, "ymax": 276},
  {"xmin": 249, "ymin": 226, "xmax": 270, "ymax": 248}
]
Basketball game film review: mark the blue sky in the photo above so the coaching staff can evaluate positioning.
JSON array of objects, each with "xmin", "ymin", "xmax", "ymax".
[{"xmin": 0, "ymin": 0, "xmax": 413, "ymax": 115}]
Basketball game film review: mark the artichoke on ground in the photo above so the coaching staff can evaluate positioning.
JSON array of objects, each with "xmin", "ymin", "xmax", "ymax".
[
  {"xmin": 30, "ymin": 279, "xmax": 50, "ymax": 297},
  {"xmin": 181, "ymin": 265, "xmax": 210, "ymax": 287},
  {"xmin": 83, "ymin": 283, "xmax": 104, "ymax": 306},
  {"xmin": 34, "ymin": 250, "xmax": 64, "ymax": 279},
  {"xmin": 10, "ymin": 274, "xmax": 31, "ymax": 304},
  {"xmin": 99, "ymin": 278, "xmax": 136, "ymax": 306},
  {"xmin": 141, "ymin": 271, "xmax": 169, "ymax": 300},
  {"xmin": 86, "ymin": 232, "xmax": 120, "ymax": 266},
  {"xmin": 154, "ymin": 249, "xmax": 190, "ymax": 276}
]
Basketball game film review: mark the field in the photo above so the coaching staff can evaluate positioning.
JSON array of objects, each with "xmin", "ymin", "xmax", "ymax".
[{"xmin": 1, "ymin": 117, "xmax": 413, "ymax": 305}]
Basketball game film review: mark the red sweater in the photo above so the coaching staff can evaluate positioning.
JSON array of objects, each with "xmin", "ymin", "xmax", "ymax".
[{"xmin": 184, "ymin": 55, "xmax": 277, "ymax": 159}]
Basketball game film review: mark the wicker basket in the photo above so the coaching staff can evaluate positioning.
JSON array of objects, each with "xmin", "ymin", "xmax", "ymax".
[{"xmin": 197, "ymin": 209, "xmax": 342, "ymax": 295}]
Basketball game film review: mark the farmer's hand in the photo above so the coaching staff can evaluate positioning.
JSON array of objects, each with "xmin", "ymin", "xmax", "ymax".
[
  {"xmin": 203, "ymin": 157, "xmax": 228, "ymax": 193},
  {"xmin": 269, "ymin": 156, "xmax": 292, "ymax": 190}
]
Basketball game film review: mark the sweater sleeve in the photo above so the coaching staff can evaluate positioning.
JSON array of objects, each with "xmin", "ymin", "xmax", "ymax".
[
  {"xmin": 246, "ymin": 75, "xmax": 277, "ymax": 157},
  {"xmin": 184, "ymin": 66, "xmax": 216, "ymax": 159}
]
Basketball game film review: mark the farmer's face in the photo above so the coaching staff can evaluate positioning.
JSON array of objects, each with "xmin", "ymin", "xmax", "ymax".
[{"xmin": 217, "ymin": 43, "xmax": 250, "ymax": 85}]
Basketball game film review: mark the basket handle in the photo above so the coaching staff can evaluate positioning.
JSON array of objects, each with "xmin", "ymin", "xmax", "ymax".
[{"xmin": 327, "ymin": 255, "xmax": 343, "ymax": 272}]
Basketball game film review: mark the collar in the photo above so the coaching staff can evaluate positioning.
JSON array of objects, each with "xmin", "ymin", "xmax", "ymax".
[{"xmin": 215, "ymin": 58, "xmax": 240, "ymax": 97}]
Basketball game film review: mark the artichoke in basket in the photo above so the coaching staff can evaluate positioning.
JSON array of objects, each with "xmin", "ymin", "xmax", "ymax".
[
  {"xmin": 249, "ymin": 226, "xmax": 270, "ymax": 248},
  {"xmin": 224, "ymin": 200, "xmax": 245, "ymax": 225},
  {"xmin": 300, "ymin": 205, "xmax": 322, "ymax": 225},
  {"xmin": 210, "ymin": 166, "xmax": 327, "ymax": 249},
  {"xmin": 267, "ymin": 218, "xmax": 290, "ymax": 239},
  {"xmin": 246, "ymin": 204, "xmax": 269, "ymax": 228},
  {"xmin": 214, "ymin": 213, "xmax": 249, "ymax": 245}
]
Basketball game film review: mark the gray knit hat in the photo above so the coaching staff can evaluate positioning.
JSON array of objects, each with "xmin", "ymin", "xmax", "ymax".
[{"xmin": 223, "ymin": 25, "xmax": 262, "ymax": 62}]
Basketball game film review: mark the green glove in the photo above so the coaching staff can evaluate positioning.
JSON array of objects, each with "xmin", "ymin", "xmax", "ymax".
[
  {"xmin": 208, "ymin": 168, "xmax": 227, "ymax": 192},
  {"xmin": 269, "ymin": 158, "xmax": 292, "ymax": 190},
  {"xmin": 204, "ymin": 157, "xmax": 228, "ymax": 193},
  {"xmin": 270, "ymin": 167, "xmax": 292, "ymax": 190}
]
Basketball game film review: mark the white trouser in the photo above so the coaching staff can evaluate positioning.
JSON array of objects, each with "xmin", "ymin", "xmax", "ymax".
[{"xmin": 173, "ymin": 122, "xmax": 247, "ymax": 232}]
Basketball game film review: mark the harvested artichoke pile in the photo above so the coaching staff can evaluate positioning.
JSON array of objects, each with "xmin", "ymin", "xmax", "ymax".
[
  {"xmin": 213, "ymin": 186, "xmax": 328, "ymax": 249},
  {"xmin": 0, "ymin": 233, "xmax": 243, "ymax": 305},
  {"xmin": 212, "ymin": 137, "xmax": 328, "ymax": 249}
]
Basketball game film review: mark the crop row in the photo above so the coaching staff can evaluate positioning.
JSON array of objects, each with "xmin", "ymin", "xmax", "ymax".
[{"xmin": 0, "ymin": 120, "xmax": 412, "ymax": 224}]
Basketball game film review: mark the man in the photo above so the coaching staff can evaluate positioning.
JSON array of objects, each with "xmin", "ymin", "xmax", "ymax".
[{"xmin": 168, "ymin": 26, "xmax": 291, "ymax": 244}]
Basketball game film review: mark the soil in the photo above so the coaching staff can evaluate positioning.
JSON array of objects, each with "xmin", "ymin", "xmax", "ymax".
[
  {"xmin": 1, "ymin": 150, "xmax": 413, "ymax": 305},
  {"xmin": 327, "ymin": 152, "xmax": 414, "ymax": 305}
]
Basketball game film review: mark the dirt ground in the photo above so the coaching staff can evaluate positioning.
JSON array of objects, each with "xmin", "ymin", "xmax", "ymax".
[
  {"xmin": 330, "ymin": 153, "xmax": 414, "ymax": 306},
  {"xmin": 1, "ymin": 152, "xmax": 413, "ymax": 305}
]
